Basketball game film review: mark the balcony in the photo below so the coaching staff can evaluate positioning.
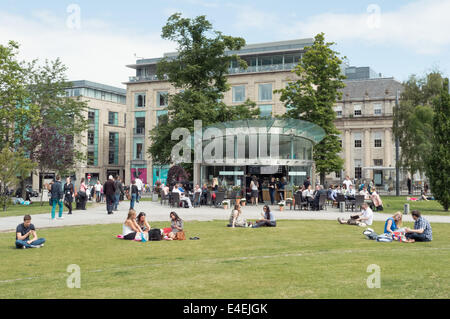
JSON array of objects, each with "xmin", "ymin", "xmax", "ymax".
[{"xmin": 133, "ymin": 127, "xmax": 145, "ymax": 135}]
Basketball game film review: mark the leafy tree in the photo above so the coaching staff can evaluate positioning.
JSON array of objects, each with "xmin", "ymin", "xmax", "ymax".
[
  {"xmin": 276, "ymin": 33, "xmax": 345, "ymax": 185},
  {"xmin": 426, "ymin": 78, "xmax": 450, "ymax": 211},
  {"xmin": 149, "ymin": 13, "xmax": 259, "ymax": 171},
  {"xmin": 393, "ymin": 72, "xmax": 443, "ymax": 175},
  {"xmin": 28, "ymin": 126, "xmax": 77, "ymax": 205},
  {"xmin": 167, "ymin": 165, "xmax": 190, "ymax": 186},
  {"xmin": 0, "ymin": 145, "xmax": 35, "ymax": 211}
]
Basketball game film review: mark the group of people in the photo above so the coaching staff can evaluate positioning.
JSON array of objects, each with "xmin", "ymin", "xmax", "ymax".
[
  {"xmin": 337, "ymin": 202, "xmax": 432, "ymax": 243},
  {"xmin": 122, "ymin": 209, "xmax": 184, "ymax": 241},
  {"xmin": 228, "ymin": 204, "xmax": 276, "ymax": 228}
]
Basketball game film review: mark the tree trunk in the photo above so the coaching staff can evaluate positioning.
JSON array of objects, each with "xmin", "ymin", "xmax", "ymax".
[
  {"xmin": 320, "ymin": 172, "xmax": 326, "ymax": 186},
  {"xmin": 20, "ymin": 178, "xmax": 26, "ymax": 199}
]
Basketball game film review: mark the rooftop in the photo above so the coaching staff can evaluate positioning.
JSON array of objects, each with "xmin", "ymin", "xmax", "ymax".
[
  {"xmin": 340, "ymin": 77, "xmax": 404, "ymax": 100},
  {"xmin": 70, "ymin": 80, "xmax": 126, "ymax": 96}
]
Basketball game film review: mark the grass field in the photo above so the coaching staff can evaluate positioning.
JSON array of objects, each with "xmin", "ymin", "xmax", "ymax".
[
  {"xmin": 0, "ymin": 202, "xmax": 97, "ymax": 218},
  {"xmin": 0, "ymin": 220, "xmax": 449, "ymax": 299},
  {"xmin": 382, "ymin": 196, "xmax": 448, "ymax": 216}
]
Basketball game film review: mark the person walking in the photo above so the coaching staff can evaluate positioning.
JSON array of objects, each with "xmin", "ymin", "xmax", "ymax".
[
  {"xmin": 135, "ymin": 176, "xmax": 143, "ymax": 202},
  {"xmin": 114, "ymin": 176, "xmax": 124, "ymax": 211},
  {"xmin": 78, "ymin": 177, "xmax": 88, "ymax": 210},
  {"xmin": 130, "ymin": 180, "xmax": 139, "ymax": 210},
  {"xmin": 50, "ymin": 175, "xmax": 64, "ymax": 220},
  {"xmin": 269, "ymin": 176, "xmax": 276, "ymax": 205},
  {"xmin": 94, "ymin": 180, "xmax": 102, "ymax": 203},
  {"xmin": 63, "ymin": 177, "xmax": 74, "ymax": 215},
  {"xmin": 103, "ymin": 175, "xmax": 116, "ymax": 215}
]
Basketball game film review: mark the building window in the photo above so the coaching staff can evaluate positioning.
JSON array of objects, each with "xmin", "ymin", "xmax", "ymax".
[
  {"xmin": 374, "ymin": 139, "xmax": 382, "ymax": 147},
  {"xmin": 134, "ymin": 112, "xmax": 145, "ymax": 135},
  {"xmin": 354, "ymin": 104, "xmax": 362, "ymax": 116},
  {"xmin": 373, "ymin": 131, "xmax": 383, "ymax": 148},
  {"xmin": 136, "ymin": 143, "xmax": 143, "ymax": 160},
  {"xmin": 108, "ymin": 112, "xmax": 118, "ymax": 125},
  {"xmin": 135, "ymin": 93, "xmax": 146, "ymax": 108},
  {"xmin": 108, "ymin": 132, "xmax": 119, "ymax": 165},
  {"xmin": 88, "ymin": 110, "xmax": 95, "ymax": 124},
  {"xmin": 354, "ymin": 159, "xmax": 362, "ymax": 179},
  {"xmin": 354, "ymin": 132, "xmax": 362, "ymax": 148},
  {"xmin": 334, "ymin": 106, "xmax": 342, "ymax": 117},
  {"xmin": 374, "ymin": 159, "xmax": 383, "ymax": 166},
  {"xmin": 232, "ymin": 86, "xmax": 245, "ymax": 103},
  {"xmin": 87, "ymin": 131, "xmax": 94, "ymax": 145},
  {"xmin": 258, "ymin": 83, "xmax": 272, "ymax": 101},
  {"xmin": 335, "ymin": 171, "xmax": 341, "ymax": 178},
  {"xmin": 87, "ymin": 151, "xmax": 94, "ymax": 165},
  {"xmin": 374, "ymin": 103, "xmax": 382, "ymax": 116},
  {"xmin": 157, "ymin": 91, "xmax": 168, "ymax": 107},
  {"xmin": 259, "ymin": 105, "xmax": 272, "ymax": 118}
]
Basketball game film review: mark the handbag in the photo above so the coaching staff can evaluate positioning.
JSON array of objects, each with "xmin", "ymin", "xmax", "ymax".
[{"xmin": 175, "ymin": 231, "xmax": 186, "ymax": 241}]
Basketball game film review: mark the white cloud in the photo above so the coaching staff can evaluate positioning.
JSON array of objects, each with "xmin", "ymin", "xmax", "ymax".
[
  {"xmin": 233, "ymin": 0, "xmax": 450, "ymax": 55},
  {"xmin": 0, "ymin": 10, "xmax": 176, "ymax": 89}
]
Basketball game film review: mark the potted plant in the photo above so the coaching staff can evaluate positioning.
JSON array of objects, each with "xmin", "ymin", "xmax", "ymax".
[
  {"xmin": 222, "ymin": 199, "xmax": 230, "ymax": 210},
  {"xmin": 240, "ymin": 198, "xmax": 246, "ymax": 206},
  {"xmin": 278, "ymin": 200, "xmax": 285, "ymax": 211}
]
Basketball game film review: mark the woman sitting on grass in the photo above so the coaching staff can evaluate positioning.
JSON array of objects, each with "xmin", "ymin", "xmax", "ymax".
[
  {"xmin": 229, "ymin": 204, "xmax": 249, "ymax": 228},
  {"xmin": 384, "ymin": 212, "xmax": 403, "ymax": 235},
  {"xmin": 251, "ymin": 205, "xmax": 276, "ymax": 228},
  {"xmin": 163, "ymin": 211, "xmax": 184, "ymax": 240},
  {"xmin": 136, "ymin": 212, "xmax": 151, "ymax": 232},
  {"xmin": 123, "ymin": 209, "xmax": 144, "ymax": 240}
]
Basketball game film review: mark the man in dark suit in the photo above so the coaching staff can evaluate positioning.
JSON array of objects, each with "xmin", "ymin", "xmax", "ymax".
[{"xmin": 103, "ymin": 175, "xmax": 116, "ymax": 215}]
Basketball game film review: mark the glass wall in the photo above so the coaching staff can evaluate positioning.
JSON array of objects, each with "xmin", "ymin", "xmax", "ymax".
[{"xmin": 232, "ymin": 86, "xmax": 245, "ymax": 103}]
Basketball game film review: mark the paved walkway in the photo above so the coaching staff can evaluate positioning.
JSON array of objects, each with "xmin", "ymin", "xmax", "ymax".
[{"xmin": 1, "ymin": 200, "xmax": 450, "ymax": 232}]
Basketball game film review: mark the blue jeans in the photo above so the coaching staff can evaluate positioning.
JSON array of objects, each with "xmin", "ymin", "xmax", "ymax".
[
  {"xmin": 51, "ymin": 199, "xmax": 63, "ymax": 219},
  {"xmin": 130, "ymin": 193, "xmax": 136, "ymax": 209},
  {"xmin": 269, "ymin": 189, "xmax": 275, "ymax": 205},
  {"xmin": 114, "ymin": 194, "xmax": 120, "ymax": 210},
  {"xmin": 15, "ymin": 238, "xmax": 46, "ymax": 248}
]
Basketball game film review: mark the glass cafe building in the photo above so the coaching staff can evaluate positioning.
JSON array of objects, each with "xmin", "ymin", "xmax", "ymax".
[{"xmin": 192, "ymin": 119, "xmax": 325, "ymax": 189}]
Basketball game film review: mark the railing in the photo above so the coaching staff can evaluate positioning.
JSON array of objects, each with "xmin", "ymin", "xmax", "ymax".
[{"xmin": 133, "ymin": 127, "xmax": 145, "ymax": 135}]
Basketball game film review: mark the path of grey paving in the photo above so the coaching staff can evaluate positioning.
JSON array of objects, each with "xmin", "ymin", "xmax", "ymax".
[{"xmin": 1, "ymin": 200, "xmax": 450, "ymax": 232}]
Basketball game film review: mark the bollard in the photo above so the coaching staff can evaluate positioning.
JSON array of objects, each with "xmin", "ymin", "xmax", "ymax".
[
  {"xmin": 339, "ymin": 202, "xmax": 345, "ymax": 213},
  {"xmin": 404, "ymin": 203, "xmax": 410, "ymax": 215}
]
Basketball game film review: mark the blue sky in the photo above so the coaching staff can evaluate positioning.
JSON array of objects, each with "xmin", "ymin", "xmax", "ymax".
[{"xmin": 1, "ymin": 0, "xmax": 449, "ymax": 88}]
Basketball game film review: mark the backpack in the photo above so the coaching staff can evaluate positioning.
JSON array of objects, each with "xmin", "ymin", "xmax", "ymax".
[
  {"xmin": 148, "ymin": 228, "xmax": 162, "ymax": 241},
  {"xmin": 376, "ymin": 233, "xmax": 393, "ymax": 242}
]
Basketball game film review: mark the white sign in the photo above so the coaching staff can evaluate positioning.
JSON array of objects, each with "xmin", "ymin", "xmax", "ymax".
[
  {"xmin": 288, "ymin": 171, "xmax": 307, "ymax": 176},
  {"xmin": 219, "ymin": 171, "xmax": 244, "ymax": 176}
]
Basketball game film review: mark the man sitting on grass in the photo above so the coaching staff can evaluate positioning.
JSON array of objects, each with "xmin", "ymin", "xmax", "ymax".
[
  {"xmin": 15, "ymin": 215, "xmax": 46, "ymax": 249},
  {"xmin": 337, "ymin": 202, "xmax": 373, "ymax": 227},
  {"xmin": 404, "ymin": 210, "xmax": 433, "ymax": 243}
]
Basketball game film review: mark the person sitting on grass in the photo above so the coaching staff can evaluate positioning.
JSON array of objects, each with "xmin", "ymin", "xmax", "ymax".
[
  {"xmin": 123, "ymin": 209, "xmax": 144, "ymax": 240},
  {"xmin": 251, "ymin": 205, "xmax": 276, "ymax": 228},
  {"xmin": 228, "ymin": 204, "xmax": 249, "ymax": 228},
  {"xmin": 15, "ymin": 215, "xmax": 46, "ymax": 249},
  {"xmin": 384, "ymin": 212, "xmax": 403, "ymax": 235},
  {"xmin": 164, "ymin": 211, "xmax": 184, "ymax": 240},
  {"xmin": 136, "ymin": 212, "xmax": 151, "ymax": 232},
  {"xmin": 404, "ymin": 210, "xmax": 432, "ymax": 243},
  {"xmin": 337, "ymin": 202, "xmax": 373, "ymax": 227},
  {"xmin": 370, "ymin": 188, "xmax": 384, "ymax": 211}
]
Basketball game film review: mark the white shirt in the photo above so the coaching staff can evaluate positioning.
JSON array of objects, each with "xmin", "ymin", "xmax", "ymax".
[
  {"xmin": 95, "ymin": 184, "xmax": 102, "ymax": 192},
  {"xmin": 361, "ymin": 207, "xmax": 373, "ymax": 226},
  {"xmin": 343, "ymin": 179, "xmax": 352, "ymax": 189},
  {"xmin": 135, "ymin": 178, "xmax": 143, "ymax": 191}
]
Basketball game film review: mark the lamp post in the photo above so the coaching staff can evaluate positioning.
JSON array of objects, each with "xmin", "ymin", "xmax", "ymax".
[{"xmin": 395, "ymin": 90, "xmax": 400, "ymax": 196}]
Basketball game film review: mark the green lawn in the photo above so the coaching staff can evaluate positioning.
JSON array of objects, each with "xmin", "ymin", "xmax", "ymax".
[
  {"xmin": 382, "ymin": 196, "xmax": 448, "ymax": 216},
  {"xmin": 0, "ymin": 220, "xmax": 449, "ymax": 299},
  {"xmin": 0, "ymin": 202, "xmax": 98, "ymax": 218}
]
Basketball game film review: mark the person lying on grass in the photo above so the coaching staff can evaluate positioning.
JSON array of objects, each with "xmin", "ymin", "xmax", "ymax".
[
  {"xmin": 250, "ymin": 205, "xmax": 276, "ymax": 228},
  {"xmin": 337, "ymin": 202, "xmax": 373, "ymax": 227},
  {"xmin": 15, "ymin": 215, "xmax": 46, "ymax": 249},
  {"xmin": 404, "ymin": 210, "xmax": 433, "ymax": 243},
  {"xmin": 123, "ymin": 209, "xmax": 147, "ymax": 240}
]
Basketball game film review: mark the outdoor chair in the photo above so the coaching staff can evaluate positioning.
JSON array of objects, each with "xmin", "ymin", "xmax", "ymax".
[
  {"xmin": 293, "ymin": 192, "xmax": 302, "ymax": 210},
  {"xmin": 214, "ymin": 192, "xmax": 225, "ymax": 208},
  {"xmin": 345, "ymin": 196, "xmax": 356, "ymax": 211},
  {"xmin": 353, "ymin": 195, "xmax": 365, "ymax": 211},
  {"xmin": 318, "ymin": 194, "xmax": 327, "ymax": 211},
  {"xmin": 193, "ymin": 192, "xmax": 201, "ymax": 207},
  {"xmin": 170, "ymin": 192, "xmax": 180, "ymax": 208},
  {"xmin": 336, "ymin": 194, "xmax": 346, "ymax": 210},
  {"xmin": 160, "ymin": 189, "xmax": 169, "ymax": 205}
]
